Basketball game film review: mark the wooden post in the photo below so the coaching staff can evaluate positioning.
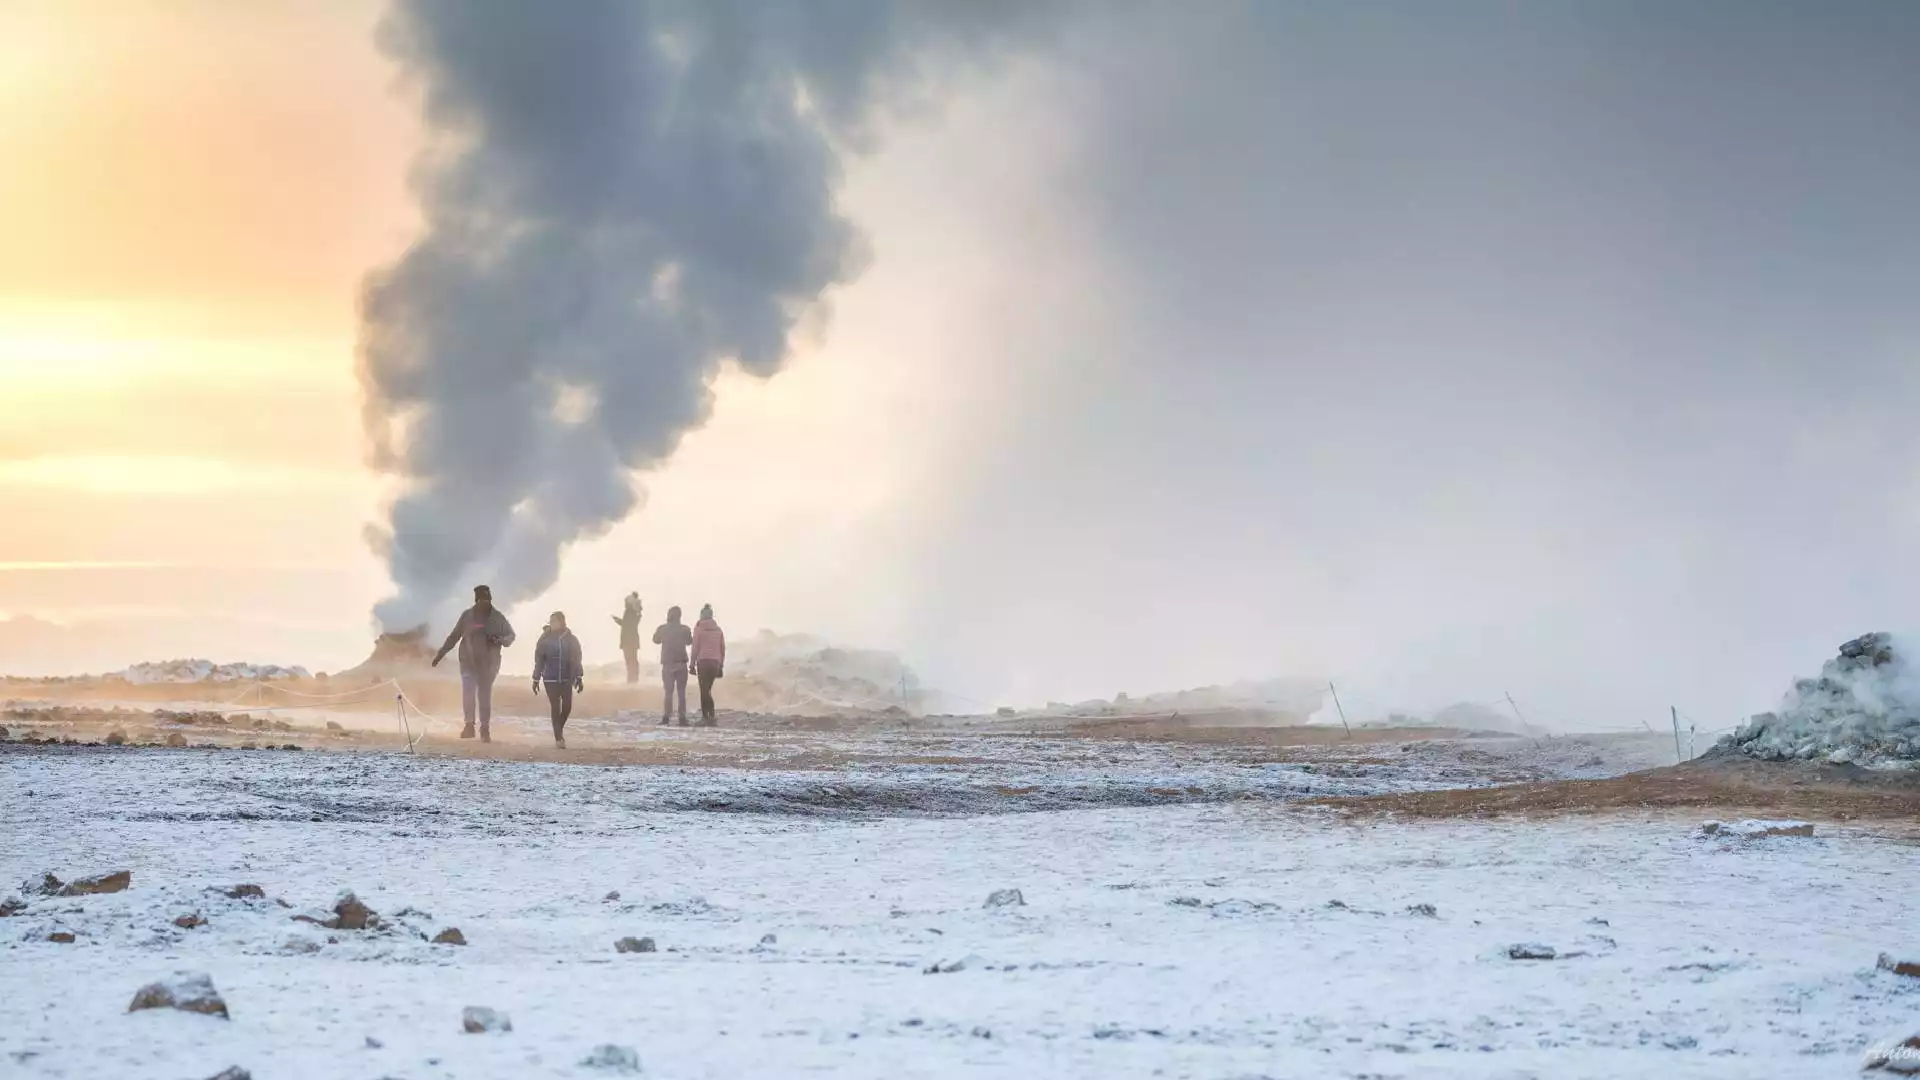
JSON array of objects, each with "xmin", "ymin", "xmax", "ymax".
[
  {"xmin": 397, "ymin": 692, "xmax": 415, "ymax": 755},
  {"xmin": 1671, "ymin": 705, "xmax": 1683, "ymax": 763},
  {"xmin": 1327, "ymin": 682, "xmax": 1352, "ymax": 738},
  {"xmin": 1504, "ymin": 691, "xmax": 1535, "ymax": 738}
]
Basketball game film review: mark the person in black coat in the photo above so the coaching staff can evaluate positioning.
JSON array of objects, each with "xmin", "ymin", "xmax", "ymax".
[{"xmin": 532, "ymin": 611, "xmax": 584, "ymax": 748}]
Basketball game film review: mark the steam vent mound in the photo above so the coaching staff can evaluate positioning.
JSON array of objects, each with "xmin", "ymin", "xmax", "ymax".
[
  {"xmin": 340, "ymin": 625, "xmax": 437, "ymax": 681},
  {"xmin": 1717, "ymin": 632, "xmax": 1920, "ymax": 769}
]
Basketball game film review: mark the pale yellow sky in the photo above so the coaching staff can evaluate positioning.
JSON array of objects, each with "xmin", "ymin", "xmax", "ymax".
[{"xmin": 0, "ymin": 0, "xmax": 1083, "ymax": 677}]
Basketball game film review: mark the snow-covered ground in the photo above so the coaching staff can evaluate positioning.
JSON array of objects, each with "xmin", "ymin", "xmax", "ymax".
[{"xmin": 3, "ymin": 747, "xmax": 1917, "ymax": 1079}]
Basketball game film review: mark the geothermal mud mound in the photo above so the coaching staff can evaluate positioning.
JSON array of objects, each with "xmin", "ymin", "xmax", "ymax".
[{"xmin": 1715, "ymin": 633, "xmax": 1920, "ymax": 769}]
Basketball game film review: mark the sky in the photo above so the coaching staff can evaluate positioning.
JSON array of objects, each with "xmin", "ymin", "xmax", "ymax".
[{"xmin": 2, "ymin": 1, "xmax": 1918, "ymax": 730}]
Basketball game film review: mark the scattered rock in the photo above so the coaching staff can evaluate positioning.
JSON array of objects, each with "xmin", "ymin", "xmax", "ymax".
[
  {"xmin": 173, "ymin": 912, "xmax": 206, "ymax": 929},
  {"xmin": 0, "ymin": 896, "xmax": 25, "ymax": 917},
  {"xmin": 364, "ymin": 1036, "xmax": 383, "ymax": 1049},
  {"xmin": 461, "ymin": 1006, "xmax": 511, "ymax": 1034},
  {"xmin": 759, "ymin": 933, "xmax": 778, "ymax": 947},
  {"xmin": 1508, "ymin": 943, "xmax": 1558, "ymax": 961},
  {"xmin": 58, "ymin": 870, "xmax": 131, "ymax": 896},
  {"xmin": 1878, "ymin": 953, "xmax": 1920, "ymax": 978},
  {"xmin": 224, "ymin": 884, "xmax": 267, "ymax": 900},
  {"xmin": 1169, "ymin": 897, "xmax": 1204, "ymax": 908},
  {"xmin": 1699, "ymin": 819, "xmax": 1815, "ymax": 840},
  {"xmin": 971, "ymin": 1026, "xmax": 993, "ymax": 1039},
  {"xmin": 280, "ymin": 937, "xmax": 321, "ymax": 955},
  {"xmin": 22, "ymin": 873, "xmax": 63, "ymax": 896},
  {"xmin": 604, "ymin": 891, "xmax": 621, "ymax": 902},
  {"xmin": 983, "ymin": 888, "xmax": 1025, "ymax": 909},
  {"xmin": 615, "ymin": 936, "xmax": 656, "ymax": 954},
  {"xmin": 580, "ymin": 1044, "xmax": 642, "ymax": 1073},
  {"xmin": 129, "ymin": 972, "xmax": 230, "ymax": 1018},
  {"xmin": 204, "ymin": 1069, "xmax": 250, "ymax": 1080},
  {"xmin": 239, "ymin": 742, "xmax": 258, "ymax": 750},
  {"xmin": 432, "ymin": 927, "xmax": 467, "ymax": 946},
  {"xmin": 47, "ymin": 931, "xmax": 76, "ymax": 943},
  {"xmin": 1587, "ymin": 917, "xmax": 1610, "ymax": 927},
  {"xmin": 328, "ymin": 891, "xmax": 379, "ymax": 930},
  {"xmin": 1406, "ymin": 903, "xmax": 1438, "ymax": 917},
  {"xmin": 165, "ymin": 733, "xmax": 188, "ymax": 748},
  {"xmin": 1325, "ymin": 899, "xmax": 1349, "ymax": 910},
  {"xmin": 924, "ymin": 954, "xmax": 984, "ymax": 974},
  {"xmin": 1863, "ymin": 1032, "xmax": 1920, "ymax": 1074},
  {"xmin": 105, "ymin": 729, "xmax": 127, "ymax": 746}
]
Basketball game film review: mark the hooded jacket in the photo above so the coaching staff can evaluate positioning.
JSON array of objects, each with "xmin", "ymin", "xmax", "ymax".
[
  {"xmin": 692, "ymin": 618, "xmax": 726, "ymax": 667},
  {"xmin": 440, "ymin": 606, "xmax": 516, "ymax": 676},
  {"xmin": 615, "ymin": 601, "xmax": 642, "ymax": 650},
  {"xmin": 532, "ymin": 628, "xmax": 584, "ymax": 683}
]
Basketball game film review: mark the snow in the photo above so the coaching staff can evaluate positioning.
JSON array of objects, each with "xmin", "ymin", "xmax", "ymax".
[{"xmin": 3, "ymin": 745, "xmax": 1918, "ymax": 1079}]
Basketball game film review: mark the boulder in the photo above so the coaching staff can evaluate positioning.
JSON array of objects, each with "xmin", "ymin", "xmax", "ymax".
[
  {"xmin": 174, "ymin": 912, "xmax": 206, "ymax": 929},
  {"xmin": 432, "ymin": 927, "xmax": 467, "ymax": 946},
  {"xmin": 0, "ymin": 896, "xmax": 25, "ymax": 917},
  {"xmin": 47, "ymin": 931, "xmax": 76, "ymax": 943},
  {"xmin": 615, "ymin": 936, "xmax": 656, "ymax": 954},
  {"xmin": 22, "ymin": 873, "xmax": 63, "ymax": 896},
  {"xmin": 983, "ymin": 888, "xmax": 1025, "ymax": 909},
  {"xmin": 1878, "ymin": 953, "xmax": 1920, "ymax": 978},
  {"xmin": 1863, "ymin": 1032, "xmax": 1920, "ymax": 1074},
  {"xmin": 461, "ymin": 1006, "xmax": 511, "ymax": 1034},
  {"xmin": 129, "ymin": 972, "xmax": 229, "ymax": 1018},
  {"xmin": 59, "ymin": 870, "xmax": 131, "ymax": 896},
  {"xmin": 224, "ymin": 884, "xmax": 267, "ymax": 900},
  {"xmin": 328, "ymin": 891, "xmax": 379, "ymax": 930},
  {"xmin": 580, "ymin": 1044, "xmax": 642, "ymax": 1073}
]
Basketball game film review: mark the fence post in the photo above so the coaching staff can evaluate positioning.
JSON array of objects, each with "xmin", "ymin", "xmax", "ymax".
[
  {"xmin": 1671, "ymin": 705, "xmax": 1682, "ymax": 763},
  {"xmin": 1327, "ymin": 682, "xmax": 1352, "ymax": 739}
]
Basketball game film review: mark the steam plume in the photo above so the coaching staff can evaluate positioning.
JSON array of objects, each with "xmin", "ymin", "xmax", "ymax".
[{"xmin": 358, "ymin": 0, "xmax": 1023, "ymax": 629}]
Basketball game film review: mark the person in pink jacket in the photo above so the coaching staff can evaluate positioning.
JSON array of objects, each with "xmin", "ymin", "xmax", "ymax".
[{"xmin": 690, "ymin": 603, "xmax": 726, "ymax": 727}]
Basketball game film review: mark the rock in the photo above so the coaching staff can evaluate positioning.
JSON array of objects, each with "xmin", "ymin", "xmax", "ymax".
[
  {"xmin": 239, "ymin": 742, "xmax": 258, "ymax": 750},
  {"xmin": 432, "ymin": 927, "xmax": 467, "ymax": 946},
  {"xmin": 461, "ymin": 1006, "xmax": 511, "ymax": 1033},
  {"xmin": 280, "ymin": 937, "xmax": 321, "ymax": 955},
  {"xmin": 924, "ymin": 953, "xmax": 984, "ymax": 974},
  {"xmin": 0, "ymin": 725, "xmax": 7, "ymax": 739},
  {"xmin": 1698, "ymin": 819, "xmax": 1815, "ymax": 840},
  {"xmin": 328, "ymin": 891, "xmax": 378, "ymax": 930},
  {"xmin": 58, "ymin": 870, "xmax": 131, "ymax": 896},
  {"xmin": 615, "ymin": 936, "xmax": 656, "ymax": 954},
  {"xmin": 224, "ymin": 884, "xmax": 267, "ymax": 900},
  {"xmin": 983, "ymin": 888, "xmax": 1025, "ymax": 909},
  {"xmin": 971, "ymin": 1026, "xmax": 993, "ymax": 1039},
  {"xmin": 604, "ymin": 890, "xmax": 621, "ymax": 902},
  {"xmin": 1863, "ymin": 1032, "xmax": 1920, "ymax": 1074},
  {"xmin": 1508, "ymin": 943, "xmax": 1557, "ymax": 961},
  {"xmin": 1406, "ymin": 903, "xmax": 1438, "ymax": 917},
  {"xmin": 1169, "ymin": 897, "xmax": 1204, "ymax": 908},
  {"xmin": 105, "ymin": 729, "xmax": 127, "ymax": 746},
  {"xmin": 204, "ymin": 1069, "xmax": 250, "ymax": 1080},
  {"xmin": 0, "ymin": 896, "xmax": 26, "ymax": 917},
  {"xmin": 47, "ymin": 931, "xmax": 76, "ymax": 943},
  {"xmin": 165, "ymin": 732, "xmax": 188, "ymax": 748},
  {"xmin": 174, "ymin": 912, "xmax": 206, "ymax": 929},
  {"xmin": 364, "ymin": 1036, "xmax": 383, "ymax": 1048},
  {"xmin": 325, "ymin": 721, "xmax": 347, "ymax": 735},
  {"xmin": 129, "ymin": 972, "xmax": 230, "ymax": 1018},
  {"xmin": 1878, "ymin": 953, "xmax": 1920, "ymax": 978},
  {"xmin": 580, "ymin": 1044, "xmax": 642, "ymax": 1072},
  {"xmin": 23, "ymin": 872, "xmax": 63, "ymax": 896},
  {"xmin": 759, "ymin": 933, "xmax": 778, "ymax": 946}
]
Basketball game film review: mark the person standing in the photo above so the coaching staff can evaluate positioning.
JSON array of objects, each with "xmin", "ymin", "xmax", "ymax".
[
  {"xmin": 652, "ymin": 605, "xmax": 693, "ymax": 726},
  {"xmin": 612, "ymin": 593, "xmax": 643, "ymax": 684},
  {"xmin": 431, "ymin": 584, "xmax": 516, "ymax": 743},
  {"xmin": 532, "ymin": 611, "xmax": 584, "ymax": 749},
  {"xmin": 691, "ymin": 603, "xmax": 726, "ymax": 726}
]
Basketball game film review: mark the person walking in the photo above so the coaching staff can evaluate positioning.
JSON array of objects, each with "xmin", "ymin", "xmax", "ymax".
[
  {"xmin": 652, "ymin": 605, "xmax": 693, "ymax": 726},
  {"xmin": 532, "ymin": 611, "xmax": 584, "ymax": 749},
  {"xmin": 691, "ymin": 603, "xmax": 726, "ymax": 726},
  {"xmin": 612, "ymin": 592, "xmax": 642, "ymax": 684},
  {"xmin": 431, "ymin": 584, "xmax": 516, "ymax": 743}
]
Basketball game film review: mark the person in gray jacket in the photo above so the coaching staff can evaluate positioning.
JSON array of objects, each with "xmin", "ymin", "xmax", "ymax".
[
  {"xmin": 432, "ymin": 584, "xmax": 516, "ymax": 743},
  {"xmin": 532, "ymin": 611, "xmax": 584, "ymax": 749},
  {"xmin": 652, "ymin": 605, "xmax": 693, "ymax": 726}
]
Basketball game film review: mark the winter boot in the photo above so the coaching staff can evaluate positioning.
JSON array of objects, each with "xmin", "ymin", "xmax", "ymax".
[{"xmin": 460, "ymin": 723, "xmax": 476, "ymax": 739}]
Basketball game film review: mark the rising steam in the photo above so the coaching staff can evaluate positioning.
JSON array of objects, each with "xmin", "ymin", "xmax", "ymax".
[{"xmin": 358, "ymin": 0, "xmax": 1026, "ymax": 630}]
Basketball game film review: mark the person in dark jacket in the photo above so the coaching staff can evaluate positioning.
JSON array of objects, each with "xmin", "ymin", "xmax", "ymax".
[
  {"xmin": 652, "ymin": 605, "xmax": 693, "ymax": 726},
  {"xmin": 432, "ymin": 584, "xmax": 516, "ymax": 743},
  {"xmin": 690, "ymin": 603, "xmax": 726, "ymax": 726},
  {"xmin": 612, "ymin": 593, "xmax": 642, "ymax": 684},
  {"xmin": 532, "ymin": 611, "xmax": 585, "ymax": 748}
]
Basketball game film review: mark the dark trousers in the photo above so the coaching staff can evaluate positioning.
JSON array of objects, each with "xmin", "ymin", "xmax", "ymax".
[
  {"xmin": 696, "ymin": 659, "xmax": 721, "ymax": 721},
  {"xmin": 545, "ymin": 681, "xmax": 573, "ymax": 739},
  {"xmin": 622, "ymin": 647, "xmax": 639, "ymax": 684}
]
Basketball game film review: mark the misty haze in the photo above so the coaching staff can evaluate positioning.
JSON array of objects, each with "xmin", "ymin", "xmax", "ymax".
[{"xmin": 3, "ymin": 2, "xmax": 1918, "ymax": 1078}]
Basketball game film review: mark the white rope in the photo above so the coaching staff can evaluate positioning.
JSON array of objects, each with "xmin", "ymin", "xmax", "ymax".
[{"xmin": 211, "ymin": 679, "xmax": 401, "ymax": 716}]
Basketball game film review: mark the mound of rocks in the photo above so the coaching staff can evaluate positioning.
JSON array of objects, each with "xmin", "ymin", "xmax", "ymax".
[{"xmin": 1717, "ymin": 633, "xmax": 1920, "ymax": 769}]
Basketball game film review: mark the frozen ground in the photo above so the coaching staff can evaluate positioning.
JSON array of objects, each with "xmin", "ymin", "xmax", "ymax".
[{"xmin": 4, "ymin": 745, "xmax": 1918, "ymax": 1079}]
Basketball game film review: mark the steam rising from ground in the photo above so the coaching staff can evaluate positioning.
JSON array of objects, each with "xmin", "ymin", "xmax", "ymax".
[{"xmin": 357, "ymin": 0, "xmax": 1025, "ymax": 630}]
